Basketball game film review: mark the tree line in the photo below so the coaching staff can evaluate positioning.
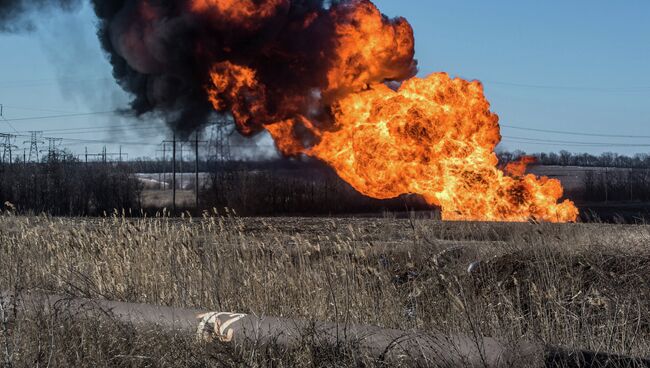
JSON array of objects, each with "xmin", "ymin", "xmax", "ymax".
[
  {"xmin": 498, "ymin": 150, "xmax": 650, "ymax": 168},
  {"xmin": 2, "ymin": 148, "xmax": 650, "ymax": 217},
  {"xmin": 0, "ymin": 153, "xmax": 142, "ymax": 215}
]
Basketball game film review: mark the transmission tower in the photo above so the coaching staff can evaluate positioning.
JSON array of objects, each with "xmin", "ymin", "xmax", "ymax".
[
  {"xmin": 97, "ymin": 146, "xmax": 121, "ymax": 163},
  {"xmin": 24, "ymin": 131, "xmax": 44, "ymax": 162},
  {"xmin": 209, "ymin": 119, "xmax": 233, "ymax": 162},
  {"xmin": 43, "ymin": 137, "xmax": 63, "ymax": 161},
  {"xmin": 0, "ymin": 133, "xmax": 18, "ymax": 164}
]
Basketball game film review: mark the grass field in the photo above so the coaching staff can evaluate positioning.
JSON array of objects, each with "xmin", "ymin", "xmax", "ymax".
[{"xmin": 1, "ymin": 213, "xmax": 649, "ymax": 366}]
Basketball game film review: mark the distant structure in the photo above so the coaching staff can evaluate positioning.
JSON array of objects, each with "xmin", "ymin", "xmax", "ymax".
[
  {"xmin": 43, "ymin": 137, "xmax": 63, "ymax": 161},
  {"xmin": 24, "ymin": 131, "xmax": 44, "ymax": 162},
  {"xmin": 0, "ymin": 133, "xmax": 17, "ymax": 163},
  {"xmin": 209, "ymin": 119, "xmax": 233, "ymax": 162}
]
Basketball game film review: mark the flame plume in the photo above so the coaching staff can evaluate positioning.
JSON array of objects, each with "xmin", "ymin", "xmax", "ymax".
[
  {"xmin": 92, "ymin": 0, "xmax": 578, "ymax": 222},
  {"xmin": 310, "ymin": 74, "xmax": 578, "ymax": 222}
]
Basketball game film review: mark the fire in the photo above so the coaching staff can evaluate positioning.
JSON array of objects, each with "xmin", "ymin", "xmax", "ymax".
[
  {"xmin": 310, "ymin": 73, "xmax": 578, "ymax": 222},
  {"xmin": 325, "ymin": 0, "xmax": 416, "ymax": 99},
  {"xmin": 94, "ymin": 0, "xmax": 578, "ymax": 221},
  {"xmin": 206, "ymin": 62, "xmax": 266, "ymax": 135},
  {"xmin": 197, "ymin": 1, "xmax": 578, "ymax": 222},
  {"xmin": 189, "ymin": 0, "xmax": 288, "ymax": 26},
  {"xmin": 264, "ymin": 74, "xmax": 578, "ymax": 222},
  {"xmin": 505, "ymin": 155, "xmax": 537, "ymax": 177}
]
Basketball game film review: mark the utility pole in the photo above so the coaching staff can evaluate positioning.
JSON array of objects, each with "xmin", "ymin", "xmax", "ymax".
[
  {"xmin": 98, "ymin": 146, "xmax": 121, "ymax": 164},
  {"xmin": 172, "ymin": 134, "xmax": 176, "ymax": 214},
  {"xmin": 195, "ymin": 133, "xmax": 199, "ymax": 208},
  {"xmin": 175, "ymin": 143, "xmax": 193, "ymax": 192},
  {"xmin": 605, "ymin": 167, "xmax": 609, "ymax": 203},
  {"xmin": 79, "ymin": 150, "xmax": 103, "ymax": 163},
  {"xmin": 162, "ymin": 143, "xmax": 166, "ymax": 191},
  {"xmin": 119, "ymin": 145, "xmax": 123, "ymax": 163},
  {"xmin": 162, "ymin": 135, "xmax": 178, "ymax": 214},
  {"xmin": 194, "ymin": 132, "xmax": 208, "ymax": 208},
  {"xmin": 156, "ymin": 143, "xmax": 167, "ymax": 191},
  {"xmin": 180, "ymin": 142, "xmax": 183, "ymax": 191}
]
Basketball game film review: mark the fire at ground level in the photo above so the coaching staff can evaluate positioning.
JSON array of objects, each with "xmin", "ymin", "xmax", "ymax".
[{"xmin": 136, "ymin": 164, "xmax": 650, "ymax": 223}]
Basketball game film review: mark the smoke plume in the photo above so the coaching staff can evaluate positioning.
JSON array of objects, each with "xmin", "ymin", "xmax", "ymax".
[
  {"xmin": 89, "ymin": 0, "xmax": 417, "ymax": 137},
  {"xmin": 0, "ymin": 0, "xmax": 81, "ymax": 32}
]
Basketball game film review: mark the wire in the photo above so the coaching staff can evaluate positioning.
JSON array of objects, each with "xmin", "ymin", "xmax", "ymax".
[
  {"xmin": 0, "ymin": 105, "xmax": 83, "ymax": 114},
  {"xmin": 502, "ymin": 136, "xmax": 650, "ymax": 147},
  {"xmin": 2, "ymin": 106, "xmax": 646, "ymax": 152},
  {"xmin": 0, "ymin": 77, "xmax": 112, "ymax": 89},
  {"xmin": 501, "ymin": 123, "xmax": 650, "ymax": 139},
  {"xmin": 1, "ymin": 110, "xmax": 122, "ymax": 122},
  {"xmin": 0, "ymin": 115, "xmax": 20, "ymax": 134},
  {"xmin": 52, "ymin": 126, "xmax": 162, "ymax": 136},
  {"xmin": 502, "ymin": 139, "xmax": 616, "ymax": 148},
  {"xmin": 59, "ymin": 137, "xmax": 162, "ymax": 147},
  {"xmin": 483, "ymin": 80, "xmax": 650, "ymax": 92},
  {"xmin": 13, "ymin": 120, "xmax": 158, "ymax": 134}
]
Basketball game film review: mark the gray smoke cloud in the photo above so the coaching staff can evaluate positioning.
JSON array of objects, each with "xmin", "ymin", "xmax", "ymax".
[{"xmin": 0, "ymin": 0, "xmax": 82, "ymax": 32}]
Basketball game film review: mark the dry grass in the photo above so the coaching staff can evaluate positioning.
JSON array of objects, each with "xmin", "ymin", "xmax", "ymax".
[{"xmin": 1, "ymin": 211, "xmax": 649, "ymax": 366}]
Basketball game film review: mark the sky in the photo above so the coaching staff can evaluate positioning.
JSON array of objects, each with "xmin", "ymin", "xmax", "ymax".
[{"xmin": 0, "ymin": 0, "xmax": 649, "ymax": 159}]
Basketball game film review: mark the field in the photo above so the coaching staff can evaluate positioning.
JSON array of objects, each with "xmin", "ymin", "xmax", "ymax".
[{"xmin": 1, "ymin": 213, "xmax": 650, "ymax": 367}]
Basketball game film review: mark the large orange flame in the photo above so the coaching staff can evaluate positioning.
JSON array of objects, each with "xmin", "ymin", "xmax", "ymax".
[
  {"xmin": 206, "ymin": 62, "xmax": 266, "ymax": 135},
  {"xmin": 325, "ymin": 0, "xmax": 416, "ymax": 99},
  {"xmin": 310, "ymin": 73, "xmax": 578, "ymax": 222},
  {"xmin": 201, "ymin": 1, "xmax": 578, "ymax": 222},
  {"xmin": 263, "ymin": 73, "xmax": 578, "ymax": 222}
]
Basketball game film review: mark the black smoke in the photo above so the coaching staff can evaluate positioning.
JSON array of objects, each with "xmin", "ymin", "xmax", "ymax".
[
  {"xmin": 90, "ymin": 0, "xmax": 329, "ymax": 136},
  {"xmin": 0, "ymin": 0, "xmax": 81, "ymax": 32},
  {"xmin": 89, "ymin": 0, "xmax": 417, "ymax": 138}
]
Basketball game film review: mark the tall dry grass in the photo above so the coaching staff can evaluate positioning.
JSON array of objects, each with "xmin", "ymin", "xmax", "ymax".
[{"xmin": 1, "ymin": 211, "xmax": 649, "ymax": 366}]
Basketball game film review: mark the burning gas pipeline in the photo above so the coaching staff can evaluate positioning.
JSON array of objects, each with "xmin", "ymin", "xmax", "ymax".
[{"xmin": 4, "ymin": 0, "xmax": 579, "ymax": 222}]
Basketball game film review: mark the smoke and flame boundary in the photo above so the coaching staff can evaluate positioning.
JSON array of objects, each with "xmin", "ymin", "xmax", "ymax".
[{"xmin": 101, "ymin": 0, "xmax": 578, "ymax": 222}]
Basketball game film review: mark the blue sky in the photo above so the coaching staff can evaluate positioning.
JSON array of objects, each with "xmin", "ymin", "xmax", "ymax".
[{"xmin": 0, "ymin": 0, "xmax": 649, "ymax": 158}]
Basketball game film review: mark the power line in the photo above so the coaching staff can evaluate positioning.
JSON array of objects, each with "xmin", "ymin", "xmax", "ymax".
[
  {"xmin": 52, "ymin": 126, "xmax": 162, "ymax": 136},
  {"xmin": 502, "ymin": 139, "xmax": 619, "ymax": 148},
  {"xmin": 12, "ymin": 121, "xmax": 160, "ymax": 134},
  {"xmin": 0, "ymin": 114, "xmax": 20, "ymax": 133},
  {"xmin": 483, "ymin": 80, "xmax": 650, "ymax": 92},
  {"xmin": 502, "ymin": 135, "xmax": 650, "ymax": 147},
  {"xmin": 501, "ymin": 123, "xmax": 650, "ymax": 139},
  {"xmin": 0, "ymin": 77, "xmax": 112, "ymax": 89},
  {"xmin": 0, "ymin": 105, "xmax": 82, "ymax": 114},
  {"xmin": 1, "ymin": 110, "xmax": 122, "ymax": 123},
  {"xmin": 58, "ymin": 136, "xmax": 162, "ymax": 147}
]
